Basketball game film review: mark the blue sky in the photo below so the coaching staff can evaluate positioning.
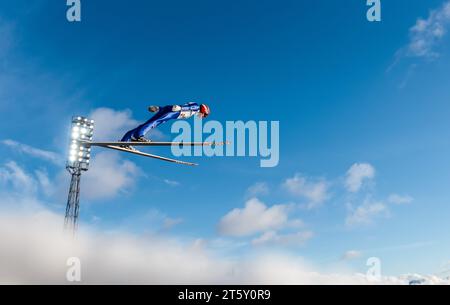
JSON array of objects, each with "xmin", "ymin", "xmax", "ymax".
[{"xmin": 1, "ymin": 0, "xmax": 450, "ymax": 281}]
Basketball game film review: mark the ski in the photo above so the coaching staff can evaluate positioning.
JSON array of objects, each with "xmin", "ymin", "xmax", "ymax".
[
  {"xmin": 84, "ymin": 141, "xmax": 229, "ymax": 147},
  {"xmin": 103, "ymin": 145, "xmax": 198, "ymax": 166}
]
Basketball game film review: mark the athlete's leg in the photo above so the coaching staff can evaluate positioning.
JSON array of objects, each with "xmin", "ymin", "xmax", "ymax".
[
  {"xmin": 132, "ymin": 108, "xmax": 179, "ymax": 139},
  {"xmin": 121, "ymin": 107, "xmax": 170, "ymax": 141},
  {"xmin": 120, "ymin": 128, "xmax": 136, "ymax": 142}
]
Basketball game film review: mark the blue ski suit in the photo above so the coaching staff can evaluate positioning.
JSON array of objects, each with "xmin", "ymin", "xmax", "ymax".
[{"xmin": 121, "ymin": 102, "xmax": 200, "ymax": 142}]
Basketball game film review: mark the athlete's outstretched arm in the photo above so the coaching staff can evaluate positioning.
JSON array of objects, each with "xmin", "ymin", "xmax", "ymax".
[{"xmin": 172, "ymin": 105, "xmax": 182, "ymax": 112}]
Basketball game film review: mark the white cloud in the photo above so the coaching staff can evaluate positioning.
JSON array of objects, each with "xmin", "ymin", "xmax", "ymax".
[
  {"xmin": 406, "ymin": 1, "xmax": 450, "ymax": 58},
  {"xmin": 162, "ymin": 217, "xmax": 183, "ymax": 230},
  {"xmin": 83, "ymin": 151, "xmax": 139, "ymax": 200},
  {"xmin": 0, "ymin": 113, "xmax": 142, "ymax": 202},
  {"xmin": 345, "ymin": 163, "xmax": 375, "ymax": 193},
  {"xmin": 0, "ymin": 151, "xmax": 138, "ymax": 202},
  {"xmin": 388, "ymin": 194, "xmax": 413, "ymax": 205},
  {"xmin": 0, "ymin": 198, "xmax": 447, "ymax": 284},
  {"xmin": 0, "ymin": 161, "xmax": 37, "ymax": 195},
  {"xmin": 283, "ymin": 174, "xmax": 328, "ymax": 209},
  {"xmin": 34, "ymin": 169, "xmax": 54, "ymax": 197},
  {"xmin": 217, "ymin": 198, "xmax": 293, "ymax": 237},
  {"xmin": 346, "ymin": 198, "xmax": 389, "ymax": 227},
  {"xmin": 0, "ymin": 208, "xmax": 417, "ymax": 284},
  {"xmin": 2, "ymin": 139, "xmax": 62, "ymax": 165},
  {"xmin": 119, "ymin": 209, "xmax": 183, "ymax": 233},
  {"xmin": 0, "ymin": 210, "xmax": 223, "ymax": 284},
  {"xmin": 402, "ymin": 274, "xmax": 450, "ymax": 285},
  {"xmin": 341, "ymin": 250, "xmax": 362, "ymax": 261},
  {"xmin": 163, "ymin": 179, "xmax": 180, "ymax": 187},
  {"xmin": 89, "ymin": 108, "xmax": 139, "ymax": 141},
  {"xmin": 246, "ymin": 182, "xmax": 269, "ymax": 198},
  {"xmin": 252, "ymin": 230, "xmax": 314, "ymax": 247}
]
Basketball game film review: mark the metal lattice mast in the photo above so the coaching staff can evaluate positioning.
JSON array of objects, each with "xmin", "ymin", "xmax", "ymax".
[
  {"xmin": 64, "ymin": 116, "xmax": 94, "ymax": 235},
  {"xmin": 64, "ymin": 166, "xmax": 82, "ymax": 232}
]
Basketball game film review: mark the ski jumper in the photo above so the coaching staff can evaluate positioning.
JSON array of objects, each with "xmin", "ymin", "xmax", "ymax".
[{"xmin": 121, "ymin": 102, "xmax": 200, "ymax": 142}]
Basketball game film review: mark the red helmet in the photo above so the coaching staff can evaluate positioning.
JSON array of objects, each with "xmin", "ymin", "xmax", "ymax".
[{"xmin": 200, "ymin": 104, "xmax": 210, "ymax": 118}]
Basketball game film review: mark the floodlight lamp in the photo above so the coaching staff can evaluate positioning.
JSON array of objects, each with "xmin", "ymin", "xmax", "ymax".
[{"xmin": 68, "ymin": 116, "xmax": 94, "ymax": 169}]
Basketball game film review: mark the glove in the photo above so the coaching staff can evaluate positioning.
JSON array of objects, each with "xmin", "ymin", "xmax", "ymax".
[
  {"xmin": 172, "ymin": 105, "xmax": 182, "ymax": 112},
  {"xmin": 148, "ymin": 106, "xmax": 160, "ymax": 113}
]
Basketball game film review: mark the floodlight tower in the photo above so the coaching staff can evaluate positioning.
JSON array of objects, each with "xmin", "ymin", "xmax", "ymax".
[{"xmin": 64, "ymin": 116, "xmax": 94, "ymax": 233}]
